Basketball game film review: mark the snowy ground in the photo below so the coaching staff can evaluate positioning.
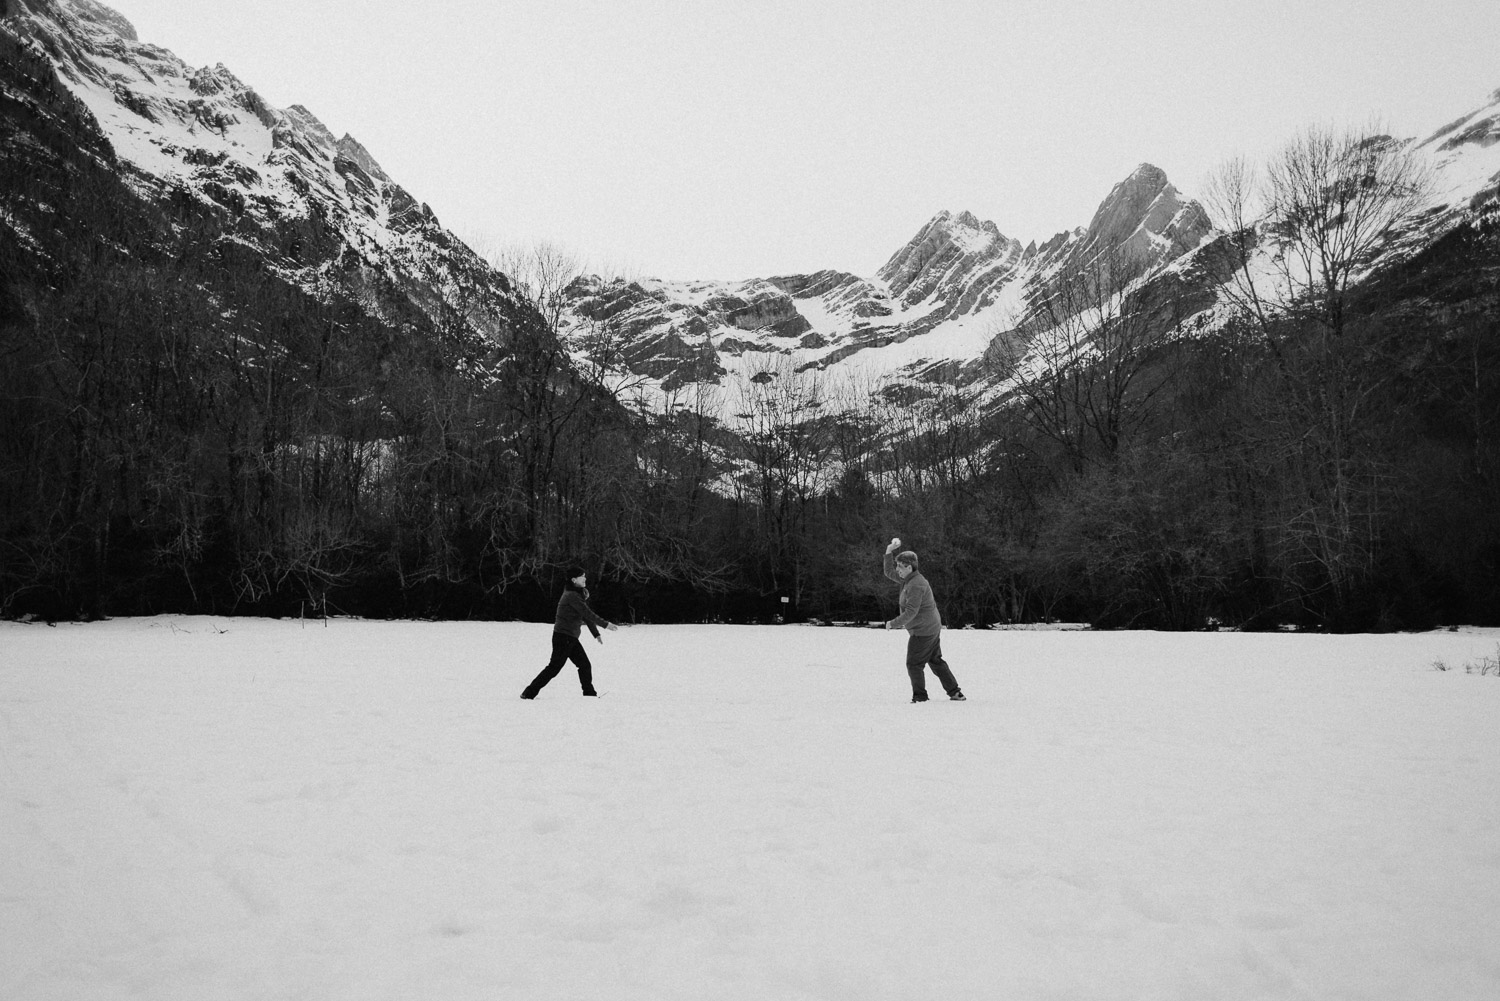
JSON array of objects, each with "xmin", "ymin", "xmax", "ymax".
[{"xmin": 3, "ymin": 617, "xmax": 1499, "ymax": 1001}]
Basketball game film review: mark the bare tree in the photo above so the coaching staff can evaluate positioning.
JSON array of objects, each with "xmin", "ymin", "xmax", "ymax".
[
  {"xmin": 1007, "ymin": 248, "xmax": 1177, "ymax": 472},
  {"xmin": 728, "ymin": 360, "xmax": 837, "ymax": 606},
  {"xmin": 608, "ymin": 384, "xmax": 736, "ymax": 595},
  {"xmin": 485, "ymin": 239, "xmax": 584, "ymax": 335},
  {"xmin": 1204, "ymin": 123, "xmax": 1434, "ymax": 622},
  {"xmin": 464, "ymin": 241, "xmax": 593, "ymax": 568},
  {"xmin": 1205, "ymin": 122, "xmax": 1432, "ymax": 355}
]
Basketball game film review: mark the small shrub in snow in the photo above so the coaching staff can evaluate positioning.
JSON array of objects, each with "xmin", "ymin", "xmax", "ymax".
[{"xmin": 1432, "ymin": 645, "xmax": 1500, "ymax": 676}]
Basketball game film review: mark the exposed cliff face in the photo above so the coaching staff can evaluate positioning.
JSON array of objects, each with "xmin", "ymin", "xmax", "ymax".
[
  {"xmin": 1069, "ymin": 163, "xmax": 1212, "ymax": 268},
  {"xmin": 2, "ymin": 0, "xmax": 523, "ymax": 345},
  {"xmin": 704, "ymin": 285, "xmax": 811, "ymax": 339},
  {"xmin": 878, "ymin": 209, "xmax": 1022, "ymax": 304},
  {"xmin": 562, "ymin": 277, "xmax": 726, "ymax": 390}
]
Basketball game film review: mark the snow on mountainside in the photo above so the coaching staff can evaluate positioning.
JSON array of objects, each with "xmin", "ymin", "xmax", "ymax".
[
  {"xmin": 561, "ymin": 95, "xmax": 1500, "ymax": 409},
  {"xmin": 1, "ymin": 0, "xmax": 522, "ymax": 341},
  {"xmin": 559, "ymin": 163, "xmax": 1216, "ymax": 403},
  {"xmin": 1411, "ymin": 87, "xmax": 1500, "ymax": 235},
  {"xmin": 6, "ymin": 0, "xmax": 1498, "ymax": 416}
]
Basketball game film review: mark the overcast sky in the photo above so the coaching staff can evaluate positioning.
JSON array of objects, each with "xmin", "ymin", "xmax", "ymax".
[{"xmin": 102, "ymin": 0, "xmax": 1500, "ymax": 281}]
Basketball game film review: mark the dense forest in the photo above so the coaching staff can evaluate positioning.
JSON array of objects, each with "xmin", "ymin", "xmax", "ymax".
[{"xmin": 3, "ymin": 43, "xmax": 1498, "ymax": 630}]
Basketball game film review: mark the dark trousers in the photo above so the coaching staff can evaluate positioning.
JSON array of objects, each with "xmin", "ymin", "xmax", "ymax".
[
  {"xmin": 524, "ymin": 632, "xmax": 595, "ymax": 695},
  {"xmin": 906, "ymin": 632, "xmax": 960, "ymax": 697}
]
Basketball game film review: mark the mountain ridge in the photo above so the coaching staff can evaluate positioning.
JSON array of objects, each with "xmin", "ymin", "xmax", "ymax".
[
  {"xmin": 557, "ymin": 159, "xmax": 1217, "ymax": 401},
  {"xmin": 3, "ymin": 0, "xmax": 524, "ymax": 347},
  {"xmin": 558, "ymin": 89, "xmax": 1500, "ymax": 406},
  {"xmin": 7, "ymin": 0, "xmax": 1500, "ymax": 412}
]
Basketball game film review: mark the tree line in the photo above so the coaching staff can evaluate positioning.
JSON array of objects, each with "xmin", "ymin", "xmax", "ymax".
[{"xmin": 4, "ymin": 92, "xmax": 1497, "ymax": 629}]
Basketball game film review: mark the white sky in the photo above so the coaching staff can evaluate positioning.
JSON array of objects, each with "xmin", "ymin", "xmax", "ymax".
[{"xmin": 99, "ymin": 0, "xmax": 1500, "ymax": 280}]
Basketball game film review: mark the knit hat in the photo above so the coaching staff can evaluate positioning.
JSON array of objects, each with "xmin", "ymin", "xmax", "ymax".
[
  {"xmin": 896, "ymin": 550, "xmax": 919, "ymax": 568},
  {"xmin": 568, "ymin": 566, "xmax": 589, "ymax": 581}
]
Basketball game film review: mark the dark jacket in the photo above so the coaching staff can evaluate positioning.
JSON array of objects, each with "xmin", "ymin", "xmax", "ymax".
[
  {"xmin": 553, "ymin": 584, "xmax": 610, "ymax": 639},
  {"xmin": 884, "ymin": 551, "xmax": 942, "ymax": 635}
]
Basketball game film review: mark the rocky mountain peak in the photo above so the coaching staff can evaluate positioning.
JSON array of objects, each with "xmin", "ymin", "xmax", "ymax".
[
  {"xmin": 188, "ymin": 62, "xmax": 245, "ymax": 96},
  {"xmin": 953, "ymin": 209, "xmax": 1001, "ymax": 237},
  {"xmin": 877, "ymin": 208, "xmax": 1017, "ymax": 301},
  {"xmin": 1085, "ymin": 163, "xmax": 1172, "ymax": 238},
  {"xmin": 335, "ymin": 133, "xmax": 391, "ymax": 184},
  {"xmin": 1069, "ymin": 162, "xmax": 1212, "ymax": 269},
  {"xmin": 284, "ymin": 104, "xmax": 334, "ymax": 143}
]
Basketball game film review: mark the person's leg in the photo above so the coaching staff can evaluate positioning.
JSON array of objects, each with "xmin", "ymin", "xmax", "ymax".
[
  {"xmin": 522, "ymin": 632, "xmax": 572, "ymax": 697},
  {"xmin": 566, "ymin": 637, "xmax": 596, "ymax": 694},
  {"xmin": 926, "ymin": 635, "xmax": 961, "ymax": 696},
  {"xmin": 906, "ymin": 633, "xmax": 936, "ymax": 700}
]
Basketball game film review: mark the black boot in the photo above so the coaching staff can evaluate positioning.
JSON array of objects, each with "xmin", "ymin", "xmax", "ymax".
[{"xmin": 911, "ymin": 692, "xmax": 929, "ymax": 703}]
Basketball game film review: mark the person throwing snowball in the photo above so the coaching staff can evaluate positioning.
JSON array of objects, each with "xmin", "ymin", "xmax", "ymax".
[
  {"xmin": 521, "ymin": 567, "xmax": 618, "ymax": 698},
  {"xmin": 883, "ymin": 537, "xmax": 965, "ymax": 703}
]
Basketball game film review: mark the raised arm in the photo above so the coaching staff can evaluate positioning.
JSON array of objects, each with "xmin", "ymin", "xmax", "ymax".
[{"xmin": 882, "ymin": 536, "xmax": 904, "ymax": 584}]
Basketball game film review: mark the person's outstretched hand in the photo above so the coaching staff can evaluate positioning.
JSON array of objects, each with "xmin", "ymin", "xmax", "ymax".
[{"xmin": 885, "ymin": 536, "xmax": 902, "ymax": 554}]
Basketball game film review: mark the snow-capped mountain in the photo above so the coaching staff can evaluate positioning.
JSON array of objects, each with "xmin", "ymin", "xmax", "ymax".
[
  {"xmin": 558, "ymin": 163, "xmax": 1216, "ymax": 399},
  {"xmin": 1408, "ymin": 87, "xmax": 1500, "ymax": 237},
  {"xmin": 560, "ymin": 92, "xmax": 1500, "ymax": 406},
  {"xmin": 2, "ymin": 0, "xmax": 524, "ymax": 343},
  {"xmin": 5, "ymin": 0, "xmax": 1498, "ymax": 418}
]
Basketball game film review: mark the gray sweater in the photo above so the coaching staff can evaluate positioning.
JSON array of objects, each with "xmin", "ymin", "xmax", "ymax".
[{"xmin": 884, "ymin": 552, "xmax": 942, "ymax": 635}]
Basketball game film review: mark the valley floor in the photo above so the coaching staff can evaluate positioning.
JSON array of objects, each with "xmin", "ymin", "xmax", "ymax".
[{"xmin": 3, "ymin": 618, "xmax": 1499, "ymax": 1000}]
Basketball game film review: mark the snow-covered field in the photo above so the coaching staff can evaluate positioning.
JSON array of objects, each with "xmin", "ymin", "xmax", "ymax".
[{"xmin": 3, "ymin": 617, "xmax": 1499, "ymax": 1000}]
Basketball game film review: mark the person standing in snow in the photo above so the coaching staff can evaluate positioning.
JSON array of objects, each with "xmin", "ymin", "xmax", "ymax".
[
  {"xmin": 883, "ymin": 537, "xmax": 965, "ymax": 703},
  {"xmin": 521, "ymin": 568, "xmax": 618, "ymax": 699}
]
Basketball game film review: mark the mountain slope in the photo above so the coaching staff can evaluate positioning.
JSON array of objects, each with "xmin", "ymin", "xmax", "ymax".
[
  {"xmin": 2, "ymin": 0, "xmax": 524, "ymax": 345},
  {"xmin": 1, "ymin": 0, "xmax": 583, "ymax": 618},
  {"xmin": 559, "ymin": 94, "xmax": 1500, "ymax": 409}
]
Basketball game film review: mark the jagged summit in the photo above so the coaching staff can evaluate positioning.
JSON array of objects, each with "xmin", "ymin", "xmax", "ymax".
[
  {"xmin": 953, "ymin": 209, "xmax": 1000, "ymax": 236},
  {"xmin": 1070, "ymin": 162, "xmax": 1212, "ymax": 268},
  {"xmin": 550, "ymin": 156, "xmax": 1232, "ymax": 402},
  {"xmin": 878, "ymin": 208, "xmax": 1021, "ymax": 302},
  {"xmin": 283, "ymin": 104, "xmax": 337, "ymax": 147},
  {"xmin": 336, "ymin": 133, "xmax": 392, "ymax": 184},
  {"xmin": 553, "ymin": 160, "xmax": 1226, "ymax": 403},
  {"xmin": 556, "ymin": 87, "xmax": 1500, "ymax": 404}
]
